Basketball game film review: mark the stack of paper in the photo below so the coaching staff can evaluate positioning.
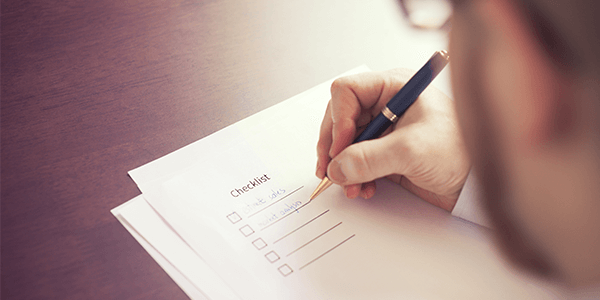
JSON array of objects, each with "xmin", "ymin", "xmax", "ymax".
[{"xmin": 112, "ymin": 66, "xmax": 556, "ymax": 299}]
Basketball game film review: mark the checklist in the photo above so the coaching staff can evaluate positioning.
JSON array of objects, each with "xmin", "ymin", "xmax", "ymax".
[{"xmin": 114, "ymin": 66, "xmax": 556, "ymax": 300}]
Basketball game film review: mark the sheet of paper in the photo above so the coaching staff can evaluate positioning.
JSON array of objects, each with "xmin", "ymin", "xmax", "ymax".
[
  {"xmin": 111, "ymin": 196, "xmax": 208, "ymax": 299},
  {"xmin": 113, "ymin": 67, "xmax": 371, "ymax": 299},
  {"xmin": 128, "ymin": 67, "xmax": 555, "ymax": 299},
  {"xmin": 129, "ymin": 66, "xmax": 372, "ymax": 189},
  {"xmin": 112, "ymin": 195, "xmax": 240, "ymax": 300}
]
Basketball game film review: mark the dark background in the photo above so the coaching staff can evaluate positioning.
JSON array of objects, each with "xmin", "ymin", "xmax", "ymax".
[{"xmin": 1, "ymin": 0, "xmax": 448, "ymax": 298}]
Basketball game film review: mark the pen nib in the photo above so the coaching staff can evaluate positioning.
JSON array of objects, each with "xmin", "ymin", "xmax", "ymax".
[{"xmin": 309, "ymin": 177, "xmax": 333, "ymax": 200}]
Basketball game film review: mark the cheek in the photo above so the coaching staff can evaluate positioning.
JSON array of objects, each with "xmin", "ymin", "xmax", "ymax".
[{"xmin": 449, "ymin": 18, "xmax": 478, "ymax": 156}]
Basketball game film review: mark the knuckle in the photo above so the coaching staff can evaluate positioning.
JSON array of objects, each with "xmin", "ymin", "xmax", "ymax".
[
  {"xmin": 330, "ymin": 77, "xmax": 348, "ymax": 94},
  {"xmin": 330, "ymin": 76, "xmax": 359, "ymax": 99}
]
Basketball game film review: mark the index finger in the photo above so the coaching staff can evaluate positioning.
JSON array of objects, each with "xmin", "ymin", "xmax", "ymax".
[{"xmin": 328, "ymin": 71, "xmax": 403, "ymax": 158}]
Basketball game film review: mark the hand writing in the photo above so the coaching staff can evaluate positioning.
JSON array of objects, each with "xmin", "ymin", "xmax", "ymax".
[{"xmin": 316, "ymin": 69, "xmax": 470, "ymax": 211}]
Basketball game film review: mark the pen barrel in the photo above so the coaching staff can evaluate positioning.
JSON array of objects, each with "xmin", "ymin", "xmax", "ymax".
[
  {"xmin": 387, "ymin": 52, "xmax": 448, "ymax": 115},
  {"xmin": 353, "ymin": 113, "xmax": 393, "ymax": 143},
  {"xmin": 351, "ymin": 51, "xmax": 449, "ymax": 145}
]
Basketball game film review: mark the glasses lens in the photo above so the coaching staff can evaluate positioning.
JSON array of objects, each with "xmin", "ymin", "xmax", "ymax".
[{"xmin": 404, "ymin": 0, "xmax": 452, "ymax": 29}]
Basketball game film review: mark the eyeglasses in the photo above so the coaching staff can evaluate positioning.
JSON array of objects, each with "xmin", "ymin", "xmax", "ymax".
[{"xmin": 398, "ymin": 0, "xmax": 453, "ymax": 30}]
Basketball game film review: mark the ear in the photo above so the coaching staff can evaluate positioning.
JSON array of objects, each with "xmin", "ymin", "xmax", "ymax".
[{"xmin": 478, "ymin": 0, "xmax": 570, "ymax": 148}]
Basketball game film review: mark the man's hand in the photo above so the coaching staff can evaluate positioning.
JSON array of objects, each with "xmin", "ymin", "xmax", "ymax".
[{"xmin": 316, "ymin": 69, "xmax": 470, "ymax": 211}]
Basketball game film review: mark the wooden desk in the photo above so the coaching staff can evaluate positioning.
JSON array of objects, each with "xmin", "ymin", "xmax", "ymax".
[{"xmin": 1, "ymin": 1, "xmax": 446, "ymax": 298}]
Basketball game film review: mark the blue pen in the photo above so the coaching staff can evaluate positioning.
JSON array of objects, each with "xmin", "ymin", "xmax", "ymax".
[{"xmin": 310, "ymin": 50, "xmax": 450, "ymax": 200}]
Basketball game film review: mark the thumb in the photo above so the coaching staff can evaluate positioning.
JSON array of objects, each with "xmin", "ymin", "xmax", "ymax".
[{"xmin": 327, "ymin": 136, "xmax": 406, "ymax": 185}]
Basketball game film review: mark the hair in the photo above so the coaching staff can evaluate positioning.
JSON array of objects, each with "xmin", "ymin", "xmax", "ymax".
[
  {"xmin": 518, "ymin": 0, "xmax": 600, "ymax": 75},
  {"xmin": 450, "ymin": 0, "xmax": 600, "ymax": 77},
  {"xmin": 518, "ymin": 0, "xmax": 600, "ymax": 151}
]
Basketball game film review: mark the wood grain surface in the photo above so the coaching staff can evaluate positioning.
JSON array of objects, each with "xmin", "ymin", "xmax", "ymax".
[{"xmin": 1, "ymin": 0, "xmax": 447, "ymax": 298}]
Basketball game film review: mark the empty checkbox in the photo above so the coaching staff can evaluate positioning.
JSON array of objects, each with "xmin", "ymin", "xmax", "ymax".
[
  {"xmin": 239, "ymin": 225, "xmax": 254, "ymax": 237},
  {"xmin": 278, "ymin": 264, "xmax": 293, "ymax": 277},
  {"xmin": 252, "ymin": 238, "xmax": 267, "ymax": 250},
  {"xmin": 265, "ymin": 251, "xmax": 280, "ymax": 263},
  {"xmin": 226, "ymin": 212, "xmax": 242, "ymax": 224}
]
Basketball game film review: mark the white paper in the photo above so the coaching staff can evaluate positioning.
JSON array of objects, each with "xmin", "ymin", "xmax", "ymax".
[
  {"xmin": 113, "ymin": 66, "xmax": 371, "ymax": 299},
  {"xmin": 112, "ymin": 195, "xmax": 240, "ymax": 300},
  {"xmin": 111, "ymin": 196, "xmax": 209, "ymax": 300},
  {"xmin": 129, "ymin": 67, "xmax": 556, "ymax": 299}
]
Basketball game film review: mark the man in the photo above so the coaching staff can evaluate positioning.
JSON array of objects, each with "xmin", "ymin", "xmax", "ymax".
[{"xmin": 316, "ymin": 0, "xmax": 600, "ymax": 292}]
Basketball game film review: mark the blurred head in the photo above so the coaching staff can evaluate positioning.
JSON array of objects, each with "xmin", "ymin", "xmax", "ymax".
[{"xmin": 448, "ymin": 0, "xmax": 600, "ymax": 287}]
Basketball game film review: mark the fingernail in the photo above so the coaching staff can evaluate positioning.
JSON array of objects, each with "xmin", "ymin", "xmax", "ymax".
[{"xmin": 328, "ymin": 160, "xmax": 347, "ymax": 184}]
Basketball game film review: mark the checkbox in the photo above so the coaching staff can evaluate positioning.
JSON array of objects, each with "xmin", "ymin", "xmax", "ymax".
[
  {"xmin": 226, "ymin": 212, "xmax": 242, "ymax": 224},
  {"xmin": 239, "ymin": 225, "xmax": 254, "ymax": 237},
  {"xmin": 265, "ymin": 251, "xmax": 280, "ymax": 263},
  {"xmin": 252, "ymin": 238, "xmax": 267, "ymax": 250},
  {"xmin": 278, "ymin": 264, "xmax": 293, "ymax": 277}
]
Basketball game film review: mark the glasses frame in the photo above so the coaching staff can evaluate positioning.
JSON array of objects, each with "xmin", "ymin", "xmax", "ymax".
[{"xmin": 397, "ymin": 0, "xmax": 453, "ymax": 31}]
